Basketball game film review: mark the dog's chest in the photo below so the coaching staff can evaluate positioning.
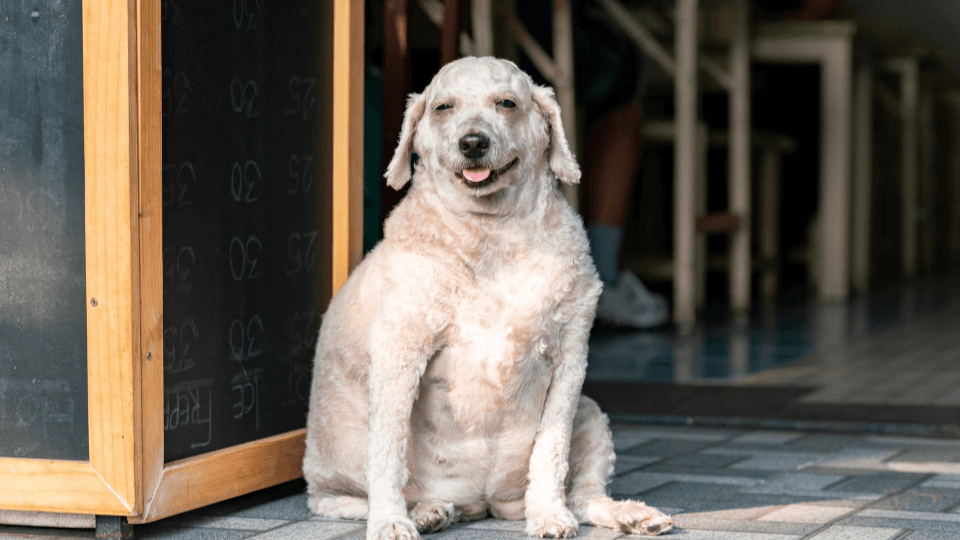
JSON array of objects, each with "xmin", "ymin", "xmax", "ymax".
[{"xmin": 422, "ymin": 255, "xmax": 569, "ymax": 428}]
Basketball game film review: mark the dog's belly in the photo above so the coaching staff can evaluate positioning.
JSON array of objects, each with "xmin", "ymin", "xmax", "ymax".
[{"xmin": 406, "ymin": 314, "xmax": 555, "ymax": 506}]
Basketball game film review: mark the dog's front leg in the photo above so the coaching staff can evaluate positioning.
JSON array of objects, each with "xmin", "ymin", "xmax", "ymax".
[
  {"xmin": 365, "ymin": 322, "xmax": 436, "ymax": 540},
  {"xmin": 524, "ymin": 319, "xmax": 591, "ymax": 538}
]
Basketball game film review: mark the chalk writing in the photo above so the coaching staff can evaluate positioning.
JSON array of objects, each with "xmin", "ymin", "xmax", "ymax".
[
  {"xmin": 229, "ymin": 235, "xmax": 263, "ymax": 281},
  {"xmin": 288, "ymin": 309, "xmax": 318, "ymax": 356},
  {"xmin": 230, "ymin": 79, "xmax": 259, "ymax": 118},
  {"xmin": 230, "ymin": 315, "xmax": 265, "ymax": 362},
  {"xmin": 230, "ymin": 160, "xmax": 262, "ymax": 203},
  {"xmin": 162, "ymin": 161, "xmax": 196, "ymax": 207},
  {"xmin": 231, "ymin": 369, "xmax": 262, "ymax": 430},
  {"xmin": 163, "ymin": 316, "xmax": 199, "ymax": 374},
  {"xmin": 287, "ymin": 153, "xmax": 315, "ymax": 194},
  {"xmin": 283, "ymin": 76, "xmax": 317, "ymax": 120},
  {"xmin": 0, "ymin": 379, "xmax": 76, "ymax": 442},
  {"xmin": 285, "ymin": 229, "xmax": 318, "ymax": 275},
  {"xmin": 162, "ymin": 70, "xmax": 192, "ymax": 116},
  {"xmin": 164, "ymin": 379, "xmax": 213, "ymax": 449},
  {"xmin": 163, "ymin": 245, "xmax": 196, "ymax": 294},
  {"xmin": 233, "ymin": 0, "xmax": 260, "ymax": 30},
  {"xmin": 284, "ymin": 363, "xmax": 311, "ymax": 406}
]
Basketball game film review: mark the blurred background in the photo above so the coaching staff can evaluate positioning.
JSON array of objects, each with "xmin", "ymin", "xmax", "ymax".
[{"xmin": 362, "ymin": 0, "xmax": 960, "ymax": 433}]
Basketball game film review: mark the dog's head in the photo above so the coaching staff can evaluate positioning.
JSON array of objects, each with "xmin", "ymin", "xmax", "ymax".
[{"xmin": 384, "ymin": 57, "xmax": 580, "ymax": 210}]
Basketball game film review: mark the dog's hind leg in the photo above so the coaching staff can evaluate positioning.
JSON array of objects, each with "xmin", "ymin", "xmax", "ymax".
[
  {"xmin": 566, "ymin": 396, "xmax": 673, "ymax": 536},
  {"xmin": 307, "ymin": 494, "xmax": 369, "ymax": 521}
]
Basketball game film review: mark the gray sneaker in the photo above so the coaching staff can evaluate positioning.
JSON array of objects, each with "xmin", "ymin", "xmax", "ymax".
[{"xmin": 596, "ymin": 270, "xmax": 669, "ymax": 329}]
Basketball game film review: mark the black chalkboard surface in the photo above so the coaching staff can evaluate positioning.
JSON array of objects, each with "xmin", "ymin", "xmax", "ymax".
[
  {"xmin": 0, "ymin": 1, "xmax": 89, "ymax": 461},
  {"xmin": 162, "ymin": 1, "xmax": 321, "ymax": 462}
]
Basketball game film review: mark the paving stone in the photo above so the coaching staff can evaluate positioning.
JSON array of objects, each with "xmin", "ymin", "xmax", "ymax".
[
  {"xmin": 165, "ymin": 516, "xmax": 290, "ymax": 531},
  {"xmin": 783, "ymin": 435, "xmax": 868, "ymax": 454},
  {"xmin": 858, "ymin": 509, "xmax": 960, "ymax": 523},
  {"xmin": 0, "ymin": 528, "xmax": 90, "ymax": 540},
  {"xmin": 838, "ymin": 515, "xmax": 960, "ymax": 533},
  {"xmin": 230, "ymin": 494, "xmax": 313, "ymax": 521},
  {"xmin": 444, "ymin": 526, "xmax": 622, "ymax": 540},
  {"xmin": 610, "ymin": 425, "xmax": 735, "ymax": 442},
  {"xmin": 438, "ymin": 528, "xmax": 540, "ymax": 539},
  {"xmin": 612, "ymin": 431, "xmax": 656, "ymax": 452},
  {"xmin": 902, "ymin": 531, "xmax": 960, "ymax": 539},
  {"xmin": 611, "ymin": 471, "xmax": 763, "ymax": 499},
  {"xmin": 807, "ymin": 525, "xmax": 902, "ymax": 540},
  {"xmin": 327, "ymin": 523, "xmax": 452, "ymax": 540},
  {"xmin": 867, "ymin": 436, "xmax": 960, "ymax": 448},
  {"xmin": 755, "ymin": 504, "xmax": 852, "ymax": 524},
  {"xmin": 613, "ymin": 455, "xmax": 660, "ymax": 476},
  {"xmin": 920, "ymin": 474, "xmax": 960, "ymax": 489},
  {"xmin": 247, "ymin": 520, "xmax": 363, "ymax": 540},
  {"xmin": 826, "ymin": 472, "xmax": 927, "ymax": 494},
  {"xmin": 676, "ymin": 503, "xmax": 781, "ymax": 522},
  {"xmin": 730, "ymin": 455, "xmax": 820, "ymax": 472},
  {"xmin": 871, "ymin": 488, "xmax": 960, "ymax": 512},
  {"xmin": 671, "ymin": 515, "xmax": 815, "ymax": 536},
  {"xmin": 731, "ymin": 432, "xmax": 803, "ymax": 446},
  {"xmin": 660, "ymin": 453, "xmax": 749, "ymax": 469},
  {"xmin": 638, "ymin": 482, "xmax": 746, "ymax": 504},
  {"xmin": 645, "ymin": 527, "xmax": 800, "ymax": 539},
  {"xmin": 608, "ymin": 471, "xmax": 675, "ymax": 496},
  {"xmin": 642, "ymin": 464, "xmax": 774, "ymax": 480},
  {"xmin": 756, "ymin": 473, "xmax": 848, "ymax": 492},
  {"xmin": 462, "ymin": 519, "xmax": 525, "ymax": 532},
  {"xmin": 621, "ymin": 439, "xmax": 717, "ymax": 459},
  {"xmin": 818, "ymin": 448, "xmax": 902, "ymax": 469},
  {"xmin": 889, "ymin": 449, "xmax": 960, "ymax": 464},
  {"xmin": 740, "ymin": 473, "xmax": 885, "ymax": 501},
  {"xmin": 134, "ymin": 526, "xmax": 252, "ymax": 540},
  {"xmin": 700, "ymin": 449, "xmax": 823, "ymax": 472}
]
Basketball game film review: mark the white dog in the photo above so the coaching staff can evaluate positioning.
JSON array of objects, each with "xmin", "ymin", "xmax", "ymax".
[{"xmin": 303, "ymin": 57, "xmax": 673, "ymax": 539}]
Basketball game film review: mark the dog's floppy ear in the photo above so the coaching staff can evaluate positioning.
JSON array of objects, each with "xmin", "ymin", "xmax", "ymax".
[
  {"xmin": 384, "ymin": 92, "xmax": 427, "ymax": 190},
  {"xmin": 532, "ymin": 85, "xmax": 581, "ymax": 184}
]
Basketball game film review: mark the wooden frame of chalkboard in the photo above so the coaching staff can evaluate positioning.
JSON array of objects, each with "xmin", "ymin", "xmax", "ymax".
[{"xmin": 0, "ymin": 0, "xmax": 363, "ymax": 524}]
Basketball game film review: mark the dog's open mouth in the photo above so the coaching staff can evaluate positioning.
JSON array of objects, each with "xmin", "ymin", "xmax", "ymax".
[{"xmin": 455, "ymin": 158, "xmax": 519, "ymax": 189}]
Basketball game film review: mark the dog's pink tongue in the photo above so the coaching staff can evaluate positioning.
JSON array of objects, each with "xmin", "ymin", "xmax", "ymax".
[{"xmin": 463, "ymin": 168, "xmax": 491, "ymax": 182}]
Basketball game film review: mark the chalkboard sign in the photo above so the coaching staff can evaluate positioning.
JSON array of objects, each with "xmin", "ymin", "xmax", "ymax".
[
  {"xmin": 0, "ymin": 0, "xmax": 89, "ymax": 461},
  {"xmin": 162, "ymin": 1, "xmax": 321, "ymax": 462}
]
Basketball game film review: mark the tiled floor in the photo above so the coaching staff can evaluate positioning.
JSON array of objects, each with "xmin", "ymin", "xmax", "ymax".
[
  {"xmin": 587, "ymin": 277, "xmax": 960, "ymax": 411},
  {"xmin": 8, "ymin": 424, "xmax": 960, "ymax": 539}
]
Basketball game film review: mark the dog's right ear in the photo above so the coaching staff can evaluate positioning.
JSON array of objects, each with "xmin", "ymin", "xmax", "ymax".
[{"xmin": 384, "ymin": 93, "xmax": 427, "ymax": 190}]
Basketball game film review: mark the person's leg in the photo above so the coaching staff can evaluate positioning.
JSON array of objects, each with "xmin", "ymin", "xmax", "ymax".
[
  {"xmin": 583, "ymin": 99, "xmax": 669, "ymax": 329},
  {"xmin": 584, "ymin": 100, "xmax": 643, "ymax": 230},
  {"xmin": 584, "ymin": 100, "xmax": 643, "ymax": 287}
]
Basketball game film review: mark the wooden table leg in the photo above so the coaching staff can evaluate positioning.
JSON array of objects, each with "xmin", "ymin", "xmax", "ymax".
[
  {"xmin": 729, "ymin": 0, "xmax": 751, "ymax": 320},
  {"xmin": 674, "ymin": 0, "xmax": 699, "ymax": 331},
  {"xmin": 382, "ymin": 0, "xmax": 410, "ymax": 222},
  {"xmin": 852, "ymin": 60, "xmax": 874, "ymax": 293}
]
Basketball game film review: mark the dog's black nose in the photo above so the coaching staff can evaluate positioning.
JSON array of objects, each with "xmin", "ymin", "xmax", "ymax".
[{"xmin": 458, "ymin": 132, "xmax": 490, "ymax": 158}]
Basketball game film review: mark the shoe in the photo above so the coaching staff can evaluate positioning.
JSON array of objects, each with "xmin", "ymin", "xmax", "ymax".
[{"xmin": 596, "ymin": 270, "xmax": 669, "ymax": 329}]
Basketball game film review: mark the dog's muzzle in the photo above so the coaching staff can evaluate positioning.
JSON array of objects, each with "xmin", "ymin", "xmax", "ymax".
[{"xmin": 459, "ymin": 132, "xmax": 490, "ymax": 159}]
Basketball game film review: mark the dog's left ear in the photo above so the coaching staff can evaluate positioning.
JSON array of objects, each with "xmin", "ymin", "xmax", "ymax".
[
  {"xmin": 384, "ymin": 92, "xmax": 427, "ymax": 190},
  {"xmin": 532, "ymin": 85, "xmax": 581, "ymax": 184}
]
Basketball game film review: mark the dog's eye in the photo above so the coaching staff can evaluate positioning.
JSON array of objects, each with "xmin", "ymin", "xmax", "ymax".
[
  {"xmin": 498, "ymin": 99, "xmax": 517, "ymax": 109},
  {"xmin": 434, "ymin": 103, "xmax": 453, "ymax": 112}
]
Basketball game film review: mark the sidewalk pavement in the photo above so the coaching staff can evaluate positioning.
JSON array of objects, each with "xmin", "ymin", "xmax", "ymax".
[{"xmin": 6, "ymin": 423, "xmax": 960, "ymax": 540}]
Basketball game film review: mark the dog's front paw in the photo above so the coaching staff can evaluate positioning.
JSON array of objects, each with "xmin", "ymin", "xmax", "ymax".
[
  {"xmin": 366, "ymin": 515, "xmax": 419, "ymax": 540},
  {"xmin": 525, "ymin": 506, "xmax": 580, "ymax": 538},
  {"xmin": 609, "ymin": 500, "xmax": 673, "ymax": 536},
  {"xmin": 410, "ymin": 501, "xmax": 460, "ymax": 533}
]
